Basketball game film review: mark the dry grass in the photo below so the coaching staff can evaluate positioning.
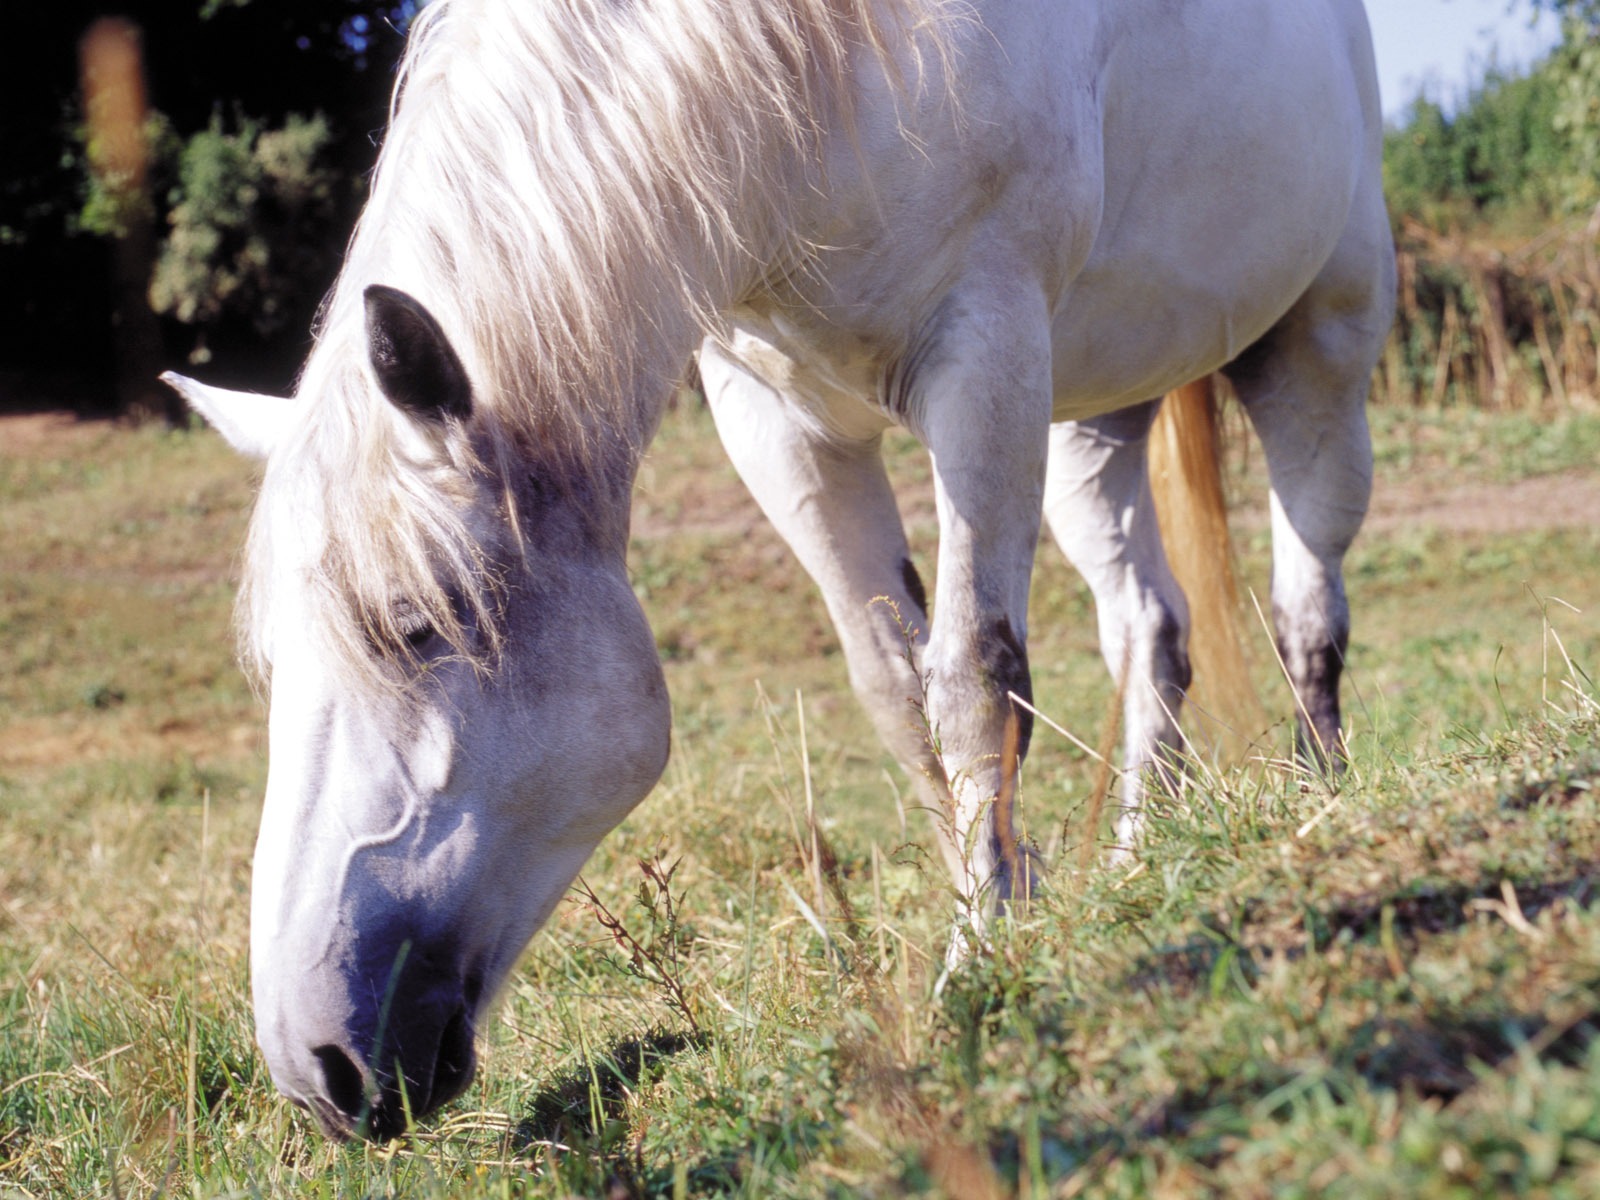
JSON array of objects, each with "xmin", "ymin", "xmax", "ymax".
[{"xmin": 1, "ymin": 401, "xmax": 1599, "ymax": 1196}]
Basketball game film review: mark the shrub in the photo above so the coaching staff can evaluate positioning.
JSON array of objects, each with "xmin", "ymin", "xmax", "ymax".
[
  {"xmin": 1384, "ymin": 21, "xmax": 1600, "ymax": 226},
  {"xmin": 149, "ymin": 112, "xmax": 342, "ymax": 358}
]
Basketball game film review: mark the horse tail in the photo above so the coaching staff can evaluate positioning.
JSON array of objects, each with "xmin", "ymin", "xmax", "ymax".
[{"xmin": 1148, "ymin": 376, "xmax": 1264, "ymax": 756}]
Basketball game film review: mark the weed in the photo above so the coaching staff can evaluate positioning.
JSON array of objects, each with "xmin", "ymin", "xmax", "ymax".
[{"xmin": 576, "ymin": 856, "xmax": 702, "ymax": 1039}]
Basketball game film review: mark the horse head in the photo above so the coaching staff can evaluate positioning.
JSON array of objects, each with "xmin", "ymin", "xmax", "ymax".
[{"xmin": 167, "ymin": 285, "xmax": 671, "ymax": 1139}]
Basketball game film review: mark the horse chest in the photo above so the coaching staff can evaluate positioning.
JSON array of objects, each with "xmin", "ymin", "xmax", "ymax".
[{"xmin": 719, "ymin": 310, "xmax": 902, "ymax": 442}]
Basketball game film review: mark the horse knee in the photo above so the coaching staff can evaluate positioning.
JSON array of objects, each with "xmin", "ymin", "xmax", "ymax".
[
  {"xmin": 919, "ymin": 618, "xmax": 1035, "ymax": 913},
  {"xmin": 923, "ymin": 615, "xmax": 1033, "ymax": 744},
  {"xmin": 980, "ymin": 615, "xmax": 1033, "ymax": 758}
]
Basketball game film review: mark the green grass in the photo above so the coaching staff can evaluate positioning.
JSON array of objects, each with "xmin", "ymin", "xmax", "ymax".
[
  {"xmin": 2, "ymin": 405, "xmax": 1599, "ymax": 1196},
  {"xmin": 1366, "ymin": 406, "xmax": 1600, "ymax": 483}
]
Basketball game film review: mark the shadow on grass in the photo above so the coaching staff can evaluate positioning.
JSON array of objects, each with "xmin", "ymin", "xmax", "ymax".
[
  {"xmin": 1350, "ymin": 1005, "xmax": 1600, "ymax": 1100},
  {"xmin": 515, "ymin": 1029, "xmax": 704, "ymax": 1151},
  {"xmin": 969, "ymin": 1001, "xmax": 1600, "ymax": 1188},
  {"xmin": 1309, "ymin": 873, "xmax": 1596, "ymax": 949},
  {"xmin": 1125, "ymin": 872, "xmax": 1598, "ymax": 997},
  {"xmin": 513, "ymin": 1026, "xmax": 839, "ymax": 1197}
]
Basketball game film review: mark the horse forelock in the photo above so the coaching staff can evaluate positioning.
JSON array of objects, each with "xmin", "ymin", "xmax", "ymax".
[
  {"xmin": 233, "ymin": 355, "xmax": 495, "ymax": 705},
  {"xmin": 238, "ymin": 0, "xmax": 961, "ymax": 699}
]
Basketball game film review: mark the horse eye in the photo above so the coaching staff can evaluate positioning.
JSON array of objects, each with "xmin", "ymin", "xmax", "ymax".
[{"xmin": 395, "ymin": 608, "xmax": 437, "ymax": 651}]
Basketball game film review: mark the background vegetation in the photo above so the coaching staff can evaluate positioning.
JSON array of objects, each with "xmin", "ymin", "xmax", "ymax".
[
  {"xmin": 1381, "ymin": 9, "xmax": 1600, "ymax": 411},
  {"xmin": 3, "ymin": 2, "xmax": 1599, "ymax": 416},
  {"xmin": 3, "ymin": 3, "xmax": 1600, "ymax": 419},
  {"xmin": 2, "ymin": 3, "xmax": 1600, "ymax": 1198},
  {"xmin": 1, "ymin": 0, "xmax": 416, "ymax": 404},
  {"xmin": 3, "ymin": 397, "xmax": 1598, "ymax": 1198}
]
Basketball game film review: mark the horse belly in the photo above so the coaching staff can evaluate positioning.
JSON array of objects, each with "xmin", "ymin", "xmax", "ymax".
[
  {"xmin": 733, "ymin": 0, "xmax": 1377, "ymax": 428},
  {"xmin": 1047, "ymin": 0, "xmax": 1375, "ymax": 420}
]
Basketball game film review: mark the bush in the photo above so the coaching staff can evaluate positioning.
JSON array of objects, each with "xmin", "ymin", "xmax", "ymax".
[
  {"xmin": 1384, "ymin": 21, "xmax": 1600, "ymax": 226},
  {"xmin": 1378, "ymin": 17, "xmax": 1600, "ymax": 412},
  {"xmin": 149, "ymin": 112, "xmax": 343, "ymax": 359}
]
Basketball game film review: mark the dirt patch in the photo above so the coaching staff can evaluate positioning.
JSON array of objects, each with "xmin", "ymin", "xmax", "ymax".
[
  {"xmin": 0, "ymin": 411, "xmax": 120, "ymax": 458},
  {"xmin": 0, "ymin": 712, "xmax": 262, "ymax": 777},
  {"xmin": 1365, "ymin": 469, "xmax": 1600, "ymax": 536},
  {"xmin": 8, "ymin": 410, "xmax": 1593, "ymax": 544},
  {"xmin": 633, "ymin": 445, "xmax": 1599, "ymax": 544}
]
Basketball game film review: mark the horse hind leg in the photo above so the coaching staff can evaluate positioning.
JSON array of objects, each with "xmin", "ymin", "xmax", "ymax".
[
  {"xmin": 1044, "ymin": 401, "xmax": 1191, "ymax": 853},
  {"xmin": 1225, "ymin": 255, "xmax": 1391, "ymax": 765}
]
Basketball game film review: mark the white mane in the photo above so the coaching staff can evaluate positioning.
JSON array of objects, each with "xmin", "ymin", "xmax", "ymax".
[{"xmin": 240, "ymin": 0, "xmax": 953, "ymax": 695}]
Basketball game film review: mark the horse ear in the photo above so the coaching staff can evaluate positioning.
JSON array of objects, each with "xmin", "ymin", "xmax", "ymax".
[
  {"xmin": 161, "ymin": 371, "xmax": 295, "ymax": 460},
  {"xmin": 364, "ymin": 285, "xmax": 472, "ymax": 423}
]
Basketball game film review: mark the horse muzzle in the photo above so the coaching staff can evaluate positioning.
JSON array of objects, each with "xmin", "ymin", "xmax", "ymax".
[
  {"xmin": 257, "ymin": 941, "xmax": 484, "ymax": 1141},
  {"xmin": 304, "ymin": 1004, "xmax": 477, "ymax": 1141}
]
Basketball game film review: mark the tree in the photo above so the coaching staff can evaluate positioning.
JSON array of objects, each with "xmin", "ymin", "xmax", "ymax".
[
  {"xmin": 148, "ymin": 113, "xmax": 343, "ymax": 364},
  {"xmin": 0, "ymin": 1, "xmax": 420, "ymax": 410},
  {"xmin": 1383, "ymin": 16, "xmax": 1600, "ymax": 224},
  {"xmin": 1527, "ymin": 0, "xmax": 1600, "ymax": 25}
]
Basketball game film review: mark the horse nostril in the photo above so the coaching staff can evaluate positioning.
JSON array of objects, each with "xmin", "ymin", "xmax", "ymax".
[
  {"xmin": 311, "ymin": 1043, "xmax": 368, "ymax": 1120},
  {"xmin": 430, "ymin": 1006, "xmax": 476, "ymax": 1106}
]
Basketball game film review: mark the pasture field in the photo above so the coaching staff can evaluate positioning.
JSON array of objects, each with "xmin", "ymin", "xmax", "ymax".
[{"xmin": 2, "ymin": 399, "xmax": 1599, "ymax": 1198}]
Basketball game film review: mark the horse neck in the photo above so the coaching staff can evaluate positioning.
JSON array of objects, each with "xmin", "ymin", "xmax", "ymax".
[{"xmin": 313, "ymin": 0, "xmax": 903, "ymax": 504}]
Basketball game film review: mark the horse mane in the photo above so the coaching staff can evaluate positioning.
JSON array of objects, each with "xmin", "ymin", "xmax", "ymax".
[{"xmin": 240, "ymin": 0, "xmax": 958, "ymax": 696}]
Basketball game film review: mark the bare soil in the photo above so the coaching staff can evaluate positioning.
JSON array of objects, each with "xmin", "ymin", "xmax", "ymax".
[
  {"xmin": 1365, "ymin": 469, "xmax": 1599, "ymax": 535},
  {"xmin": 0, "ymin": 410, "xmax": 115, "ymax": 456},
  {"xmin": 9, "ymin": 410, "xmax": 1596, "ymax": 542}
]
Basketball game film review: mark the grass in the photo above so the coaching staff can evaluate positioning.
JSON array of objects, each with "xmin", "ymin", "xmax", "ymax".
[
  {"xmin": 1, "ymin": 403, "xmax": 1598, "ymax": 1196},
  {"xmin": 1366, "ymin": 406, "xmax": 1600, "ymax": 483}
]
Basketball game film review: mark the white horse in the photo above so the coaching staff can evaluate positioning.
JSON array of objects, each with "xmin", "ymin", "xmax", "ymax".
[{"xmin": 167, "ymin": 0, "xmax": 1394, "ymax": 1140}]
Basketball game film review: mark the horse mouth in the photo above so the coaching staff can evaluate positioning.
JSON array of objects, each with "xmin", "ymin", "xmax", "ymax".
[
  {"xmin": 301, "ymin": 1005, "xmax": 480, "ymax": 1142},
  {"xmin": 305, "ymin": 1094, "xmax": 359, "ymax": 1142}
]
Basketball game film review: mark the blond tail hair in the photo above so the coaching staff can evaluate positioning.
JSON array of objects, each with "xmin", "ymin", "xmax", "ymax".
[{"xmin": 1147, "ymin": 377, "xmax": 1264, "ymax": 758}]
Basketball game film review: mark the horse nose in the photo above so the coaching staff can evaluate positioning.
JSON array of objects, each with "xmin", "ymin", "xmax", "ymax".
[{"xmin": 304, "ymin": 999, "xmax": 478, "ymax": 1141}]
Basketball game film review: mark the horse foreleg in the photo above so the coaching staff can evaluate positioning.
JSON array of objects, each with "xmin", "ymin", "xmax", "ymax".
[
  {"xmin": 697, "ymin": 340, "xmax": 949, "ymax": 848},
  {"xmin": 905, "ymin": 279, "xmax": 1054, "ymax": 939},
  {"xmin": 1043, "ymin": 404, "xmax": 1191, "ymax": 855}
]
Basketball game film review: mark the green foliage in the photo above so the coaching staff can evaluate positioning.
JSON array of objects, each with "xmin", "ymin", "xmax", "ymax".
[
  {"xmin": 148, "ymin": 113, "xmax": 342, "ymax": 349},
  {"xmin": 1529, "ymin": 0, "xmax": 1600, "ymax": 24},
  {"xmin": 1548, "ymin": 30, "xmax": 1600, "ymax": 212},
  {"xmin": 74, "ymin": 114, "xmax": 175, "ymax": 241},
  {"xmin": 1384, "ymin": 21, "xmax": 1600, "ymax": 224}
]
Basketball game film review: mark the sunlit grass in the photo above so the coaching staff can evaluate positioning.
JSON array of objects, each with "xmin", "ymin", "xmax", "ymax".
[{"xmin": 2, "ymin": 405, "xmax": 1599, "ymax": 1196}]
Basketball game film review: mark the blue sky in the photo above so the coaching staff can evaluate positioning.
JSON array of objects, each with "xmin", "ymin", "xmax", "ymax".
[{"xmin": 1368, "ymin": 0, "xmax": 1565, "ymax": 117}]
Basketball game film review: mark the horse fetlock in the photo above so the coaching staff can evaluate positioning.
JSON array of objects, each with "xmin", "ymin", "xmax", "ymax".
[
  {"xmin": 937, "ymin": 832, "xmax": 1044, "ymax": 987},
  {"xmin": 1273, "ymin": 603, "xmax": 1350, "ymax": 768},
  {"xmin": 939, "ymin": 757, "xmax": 1035, "ymax": 892},
  {"xmin": 1108, "ymin": 743, "xmax": 1187, "ymax": 859}
]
